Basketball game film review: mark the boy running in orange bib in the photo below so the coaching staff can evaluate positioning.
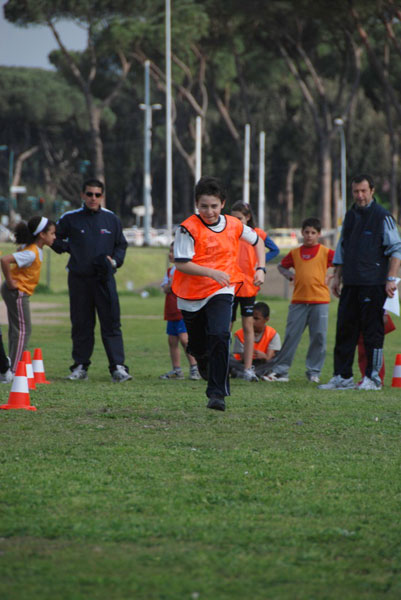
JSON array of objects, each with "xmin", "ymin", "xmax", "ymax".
[{"xmin": 172, "ymin": 176, "xmax": 266, "ymax": 411}]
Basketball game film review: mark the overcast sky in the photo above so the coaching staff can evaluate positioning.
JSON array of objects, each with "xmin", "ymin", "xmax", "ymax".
[{"xmin": 0, "ymin": 1, "xmax": 86, "ymax": 70}]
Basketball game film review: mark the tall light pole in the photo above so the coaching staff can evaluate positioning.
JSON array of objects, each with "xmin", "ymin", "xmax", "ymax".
[
  {"xmin": 243, "ymin": 123, "xmax": 251, "ymax": 204},
  {"xmin": 258, "ymin": 131, "xmax": 265, "ymax": 229},
  {"xmin": 334, "ymin": 117, "xmax": 347, "ymax": 224},
  {"xmin": 140, "ymin": 60, "xmax": 161, "ymax": 246},
  {"xmin": 165, "ymin": 0, "xmax": 173, "ymax": 242}
]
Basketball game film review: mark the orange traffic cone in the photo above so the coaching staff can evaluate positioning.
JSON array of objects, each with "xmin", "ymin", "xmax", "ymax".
[
  {"xmin": 391, "ymin": 354, "xmax": 401, "ymax": 388},
  {"xmin": 0, "ymin": 361, "xmax": 36, "ymax": 411},
  {"xmin": 32, "ymin": 348, "xmax": 50, "ymax": 384},
  {"xmin": 22, "ymin": 350, "xmax": 36, "ymax": 390}
]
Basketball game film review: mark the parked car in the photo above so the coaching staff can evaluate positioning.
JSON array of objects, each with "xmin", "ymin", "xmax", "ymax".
[{"xmin": 269, "ymin": 228, "xmax": 300, "ymax": 248}]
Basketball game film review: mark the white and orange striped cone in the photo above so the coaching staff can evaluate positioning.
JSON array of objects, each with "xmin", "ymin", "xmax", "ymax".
[
  {"xmin": 22, "ymin": 350, "xmax": 36, "ymax": 391},
  {"xmin": 0, "ymin": 361, "xmax": 36, "ymax": 411},
  {"xmin": 32, "ymin": 348, "xmax": 50, "ymax": 384},
  {"xmin": 391, "ymin": 354, "xmax": 401, "ymax": 388}
]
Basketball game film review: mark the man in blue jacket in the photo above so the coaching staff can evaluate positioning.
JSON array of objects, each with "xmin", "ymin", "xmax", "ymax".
[
  {"xmin": 52, "ymin": 178, "xmax": 132, "ymax": 382},
  {"xmin": 319, "ymin": 173, "xmax": 401, "ymax": 391}
]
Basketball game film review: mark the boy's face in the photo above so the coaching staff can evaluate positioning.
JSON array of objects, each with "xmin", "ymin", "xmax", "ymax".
[
  {"xmin": 302, "ymin": 226, "xmax": 320, "ymax": 247},
  {"xmin": 196, "ymin": 194, "xmax": 225, "ymax": 224},
  {"xmin": 253, "ymin": 310, "xmax": 267, "ymax": 334},
  {"xmin": 169, "ymin": 246, "xmax": 174, "ymax": 262}
]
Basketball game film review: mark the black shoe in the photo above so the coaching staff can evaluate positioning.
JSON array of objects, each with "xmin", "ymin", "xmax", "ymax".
[
  {"xmin": 196, "ymin": 356, "xmax": 209, "ymax": 381},
  {"xmin": 207, "ymin": 395, "xmax": 226, "ymax": 411}
]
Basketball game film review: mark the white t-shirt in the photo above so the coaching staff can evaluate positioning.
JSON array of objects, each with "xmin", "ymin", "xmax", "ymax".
[{"xmin": 174, "ymin": 215, "xmax": 258, "ymax": 312}]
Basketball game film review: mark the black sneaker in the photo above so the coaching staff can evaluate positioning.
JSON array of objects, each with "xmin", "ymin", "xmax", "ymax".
[{"xmin": 207, "ymin": 395, "xmax": 226, "ymax": 411}]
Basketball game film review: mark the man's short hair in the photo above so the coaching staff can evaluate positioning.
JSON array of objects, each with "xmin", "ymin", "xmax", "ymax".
[
  {"xmin": 194, "ymin": 176, "xmax": 226, "ymax": 203},
  {"xmin": 302, "ymin": 217, "xmax": 321, "ymax": 232},
  {"xmin": 351, "ymin": 173, "xmax": 375, "ymax": 189},
  {"xmin": 82, "ymin": 178, "xmax": 105, "ymax": 193}
]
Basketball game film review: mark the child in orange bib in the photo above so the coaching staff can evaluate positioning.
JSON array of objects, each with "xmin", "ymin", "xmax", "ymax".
[
  {"xmin": 231, "ymin": 201, "xmax": 279, "ymax": 381},
  {"xmin": 172, "ymin": 176, "xmax": 266, "ymax": 412},
  {"xmin": 1, "ymin": 216, "xmax": 56, "ymax": 371},
  {"xmin": 264, "ymin": 217, "xmax": 334, "ymax": 383},
  {"xmin": 230, "ymin": 302, "xmax": 281, "ymax": 378}
]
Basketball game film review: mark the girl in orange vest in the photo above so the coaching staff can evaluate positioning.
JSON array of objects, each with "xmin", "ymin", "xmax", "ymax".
[
  {"xmin": 230, "ymin": 302, "xmax": 281, "ymax": 378},
  {"xmin": 231, "ymin": 201, "xmax": 279, "ymax": 382},
  {"xmin": 172, "ymin": 176, "xmax": 266, "ymax": 412},
  {"xmin": 1, "ymin": 216, "xmax": 56, "ymax": 371}
]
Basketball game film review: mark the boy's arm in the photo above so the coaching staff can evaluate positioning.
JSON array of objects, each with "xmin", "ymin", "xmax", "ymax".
[
  {"xmin": 175, "ymin": 261, "xmax": 231, "ymax": 287},
  {"xmin": 254, "ymin": 236, "xmax": 266, "ymax": 286},
  {"xmin": 277, "ymin": 264, "xmax": 294, "ymax": 281},
  {"xmin": 0, "ymin": 255, "xmax": 18, "ymax": 290}
]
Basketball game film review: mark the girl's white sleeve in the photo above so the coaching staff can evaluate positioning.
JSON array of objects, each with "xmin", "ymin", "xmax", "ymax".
[{"xmin": 13, "ymin": 249, "xmax": 36, "ymax": 268}]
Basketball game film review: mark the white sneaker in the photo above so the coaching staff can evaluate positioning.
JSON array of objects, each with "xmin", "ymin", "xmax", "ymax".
[
  {"xmin": 243, "ymin": 367, "xmax": 259, "ymax": 382},
  {"xmin": 262, "ymin": 372, "xmax": 289, "ymax": 382},
  {"xmin": 318, "ymin": 375, "xmax": 354, "ymax": 390},
  {"xmin": 67, "ymin": 364, "xmax": 88, "ymax": 380},
  {"xmin": 308, "ymin": 375, "xmax": 320, "ymax": 383},
  {"xmin": 358, "ymin": 376, "xmax": 382, "ymax": 391},
  {"xmin": 112, "ymin": 364, "xmax": 132, "ymax": 383},
  {"xmin": 0, "ymin": 368, "xmax": 13, "ymax": 384},
  {"xmin": 189, "ymin": 366, "xmax": 201, "ymax": 380}
]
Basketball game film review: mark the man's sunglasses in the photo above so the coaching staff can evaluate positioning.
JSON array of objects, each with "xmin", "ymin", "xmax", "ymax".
[{"xmin": 85, "ymin": 192, "xmax": 102, "ymax": 198}]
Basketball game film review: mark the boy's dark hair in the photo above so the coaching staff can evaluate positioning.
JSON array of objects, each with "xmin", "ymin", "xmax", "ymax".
[
  {"xmin": 82, "ymin": 178, "xmax": 105, "ymax": 193},
  {"xmin": 231, "ymin": 201, "xmax": 256, "ymax": 229},
  {"xmin": 15, "ymin": 216, "xmax": 56, "ymax": 245},
  {"xmin": 302, "ymin": 217, "xmax": 321, "ymax": 232},
  {"xmin": 254, "ymin": 301, "xmax": 270, "ymax": 319},
  {"xmin": 195, "ymin": 176, "xmax": 226, "ymax": 203},
  {"xmin": 351, "ymin": 173, "xmax": 374, "ymax": 190}
]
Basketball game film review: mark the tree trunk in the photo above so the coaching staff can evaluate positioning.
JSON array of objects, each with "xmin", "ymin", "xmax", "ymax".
[
  {"xmin": 284, "ymin": 161, "xmax": 298, "ymax": 227},
  {"xmin": 87, "ymin": 102, "xmax": 105, "ymax": 204},
  {"xmin": 319, "ymin": 136, "xmax": 332, "ymax": 228}
]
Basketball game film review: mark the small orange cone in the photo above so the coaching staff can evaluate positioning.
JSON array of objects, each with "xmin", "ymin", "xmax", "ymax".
[
  {"xmin": 391, "ymin": 354, "xmax": 401, "ymax": 388},
  {"xmin": 32, "ymin": 348, "xmax": 50, "ymax": 384},
  {"xmin": 0, "ymin": 361, "xmax": 36, "ymax": 411},
  {"xmin": 22, "ymin": 350, "xmax": 36, "ymax": 390}
]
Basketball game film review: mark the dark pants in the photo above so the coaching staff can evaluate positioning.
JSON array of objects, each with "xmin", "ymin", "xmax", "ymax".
[
  {"xmin": 334, "ymin": 285, "xmax": 386, "ymax": 380},
  {"xmin": 182, "ymin": 294, "xmax": 233, "ymax": 399},
  {"xmin": 68, "ymin": 272, "xmax": 125, "ymax": 371}
]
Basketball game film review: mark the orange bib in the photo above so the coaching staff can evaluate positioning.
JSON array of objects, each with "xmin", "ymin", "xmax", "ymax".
[{"xmin": 173, "ymin": 215, "xmax": 245, "ymax": 300}]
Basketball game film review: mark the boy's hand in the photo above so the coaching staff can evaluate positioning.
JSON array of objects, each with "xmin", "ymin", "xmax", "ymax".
[
  {"xmin": 210, "ymin": 269, "xmax": 231, "ymax": 287},
  {"xmin": 253, "ymin": 349, "xmax": 266, "ymax": 360},
  {"xmin": 253, "ymin": 270, "xmax": 265, "ymax": 286}
]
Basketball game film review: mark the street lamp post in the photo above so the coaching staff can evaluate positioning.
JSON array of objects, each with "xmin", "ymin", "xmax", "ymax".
[
  {"xmin": 334, "ymin": 118, "xmax": 347, "ymax": 224},
  {"xmin": 140, "ymin": 60, "xmax": 162, "ymax": 246}
]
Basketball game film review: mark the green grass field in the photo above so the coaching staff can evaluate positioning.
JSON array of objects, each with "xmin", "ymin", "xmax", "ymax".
[{"xmin": 1, "ymin": 290, "xmax": 401, "ymax": 599}]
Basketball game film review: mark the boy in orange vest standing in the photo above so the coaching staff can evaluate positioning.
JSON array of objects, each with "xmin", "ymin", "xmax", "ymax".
[
  {"xmin": 264, "ymin": 217, "xmax": 334, "ymax": 383},
  {"xmin": 230, "ymin": 302, "xmax": 281, "ymax": 378},
  {"xmin": 172, "ymin": 176, "xmax": 266, "ymax": 411}
]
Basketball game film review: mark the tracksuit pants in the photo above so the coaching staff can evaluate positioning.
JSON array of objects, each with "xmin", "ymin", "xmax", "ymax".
[
  {"xmin": 268, "ymin": 303, "xmax": 329, "ymax": 378},
  {"xmin": 182, "ymin": 294, "xmax": 233, "ymax": 399},
  {"xmin": 1, "ymin": 282, "xmax": 31, "ymax": 371},
  {"xmin": 68, "ymin": 272, "xmax": 125, "ymax": 371},
  {"xmin": 334, "ymin": 285, "xmax": 386, "ymax": 382}
]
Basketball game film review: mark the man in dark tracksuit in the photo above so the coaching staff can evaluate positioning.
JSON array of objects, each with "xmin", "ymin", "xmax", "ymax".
[
  {"xmin": 52, "ymin": 178, "xmax": 132, "ymax": 382},
  {"xmin": 320, "ymin": 173, "xmax": 401, "ymax": 391}
]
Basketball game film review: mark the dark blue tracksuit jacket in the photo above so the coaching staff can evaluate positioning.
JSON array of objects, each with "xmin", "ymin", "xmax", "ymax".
[{"xmin": 52, "ymin": 203, "xmax": 128, "ymax": 369}]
